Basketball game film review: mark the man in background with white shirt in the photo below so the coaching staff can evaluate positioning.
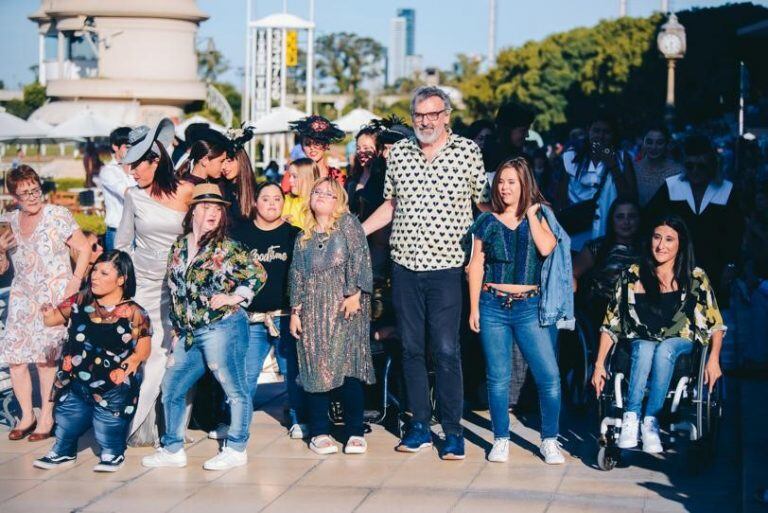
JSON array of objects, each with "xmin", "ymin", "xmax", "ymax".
[{"xmin": 99, "ymin": 127, "xmax": 135, "ymax": 250}]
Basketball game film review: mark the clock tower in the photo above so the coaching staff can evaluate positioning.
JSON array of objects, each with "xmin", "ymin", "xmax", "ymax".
[{"xmin": 657, "ymin": 13, "xmax": 687, "ymax": 124}]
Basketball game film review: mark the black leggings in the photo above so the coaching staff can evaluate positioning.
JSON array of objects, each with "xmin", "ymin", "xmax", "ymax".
[{"xmin": 306, "ymin": 377, "xmax": 364, "ymax": 438}]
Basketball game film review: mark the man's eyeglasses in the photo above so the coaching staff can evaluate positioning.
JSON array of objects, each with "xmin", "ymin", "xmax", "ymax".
[
  {"xmin": 15, "ymin": 188, "xmax": 42, "ymax": 200},
  {"xmin": 412, "ymin": 110, "xmax": 446, "ymax": 122},
  {"xmin": 311, "ymin": 190, "xmax": 337, "ymax": 199}
]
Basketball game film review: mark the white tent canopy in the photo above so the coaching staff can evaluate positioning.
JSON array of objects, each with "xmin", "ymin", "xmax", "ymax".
[
  {"xmin": 250, "ymin": 106, "xmax": 306, "ymax": 135},
  {"xmin": 48, "ymin": 110, "xmax": 117, "ymax": 139},
  {"xmin": 334, "ymin": 108, "xmax": 379, "ymax": 133},
  {"xmin": 0, "ymin": 109, "xmax": 47, "ymax": 141}
]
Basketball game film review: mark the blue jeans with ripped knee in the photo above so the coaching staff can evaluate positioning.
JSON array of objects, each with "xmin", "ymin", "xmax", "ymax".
[
  {"xmin": 161, "ymin": 310, "xmax": 251, "ymax": 452},
  {"xmin": 626, "ymin": 337, "xmax": 694, "ymax": 418}
]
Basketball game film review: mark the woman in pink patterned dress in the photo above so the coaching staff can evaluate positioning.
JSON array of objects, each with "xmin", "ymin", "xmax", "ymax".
[{"xmin": 0, "ymin": 166, "xmax": 92, "ymax": 441}]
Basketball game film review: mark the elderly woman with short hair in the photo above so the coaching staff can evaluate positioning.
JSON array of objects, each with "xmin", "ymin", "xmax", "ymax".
[{"xmin": 0, "ymin": 165, "xmax": 92, "ymax": 441}]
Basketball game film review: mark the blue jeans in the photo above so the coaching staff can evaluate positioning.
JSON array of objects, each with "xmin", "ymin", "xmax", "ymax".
[
  {"xmin": 52, "ymin": 381, "xmax": 132, "ymax": 458},
  {"xmin": 104, "ymin": 227, "xmax": 117, "ymax": 252},
  {"xmin": 479, "ymin": 292, "xmax": 561, "ymax": 440},
  {"xmin": 627, "ymin": 337, "xmax": 694, "ymax": 418},
  {"xmin": 245, "ymin": 316, "xmax": 306, "ymax": 424},
  {"xmin": 161, "ymin": 311, "xmax": 251, "ymax": 452}
]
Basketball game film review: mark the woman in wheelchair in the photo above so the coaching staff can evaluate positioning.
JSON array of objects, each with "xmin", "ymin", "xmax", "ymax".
[{"xmin": 591, "ymin": 215, "xmax": 724, "ymax": 454}]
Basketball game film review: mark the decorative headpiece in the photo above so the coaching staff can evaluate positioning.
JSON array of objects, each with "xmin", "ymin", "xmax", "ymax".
[
  {"xmin": 226, "ymin": 124, "xmax": 255, "ymax": 156},
  {"xmin": 289, "ymin": 115, "xmax": 345, "ymax": 144}
]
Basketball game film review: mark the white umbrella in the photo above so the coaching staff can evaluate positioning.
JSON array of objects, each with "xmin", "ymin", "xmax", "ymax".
[
  {"xmin": 250, "ymin": 106, "xmax": 306, "ymax": 135},
  {"xmin": 48, "ymin": 110, "xmax": 117, "ymax": 139},
  {"xmin": 0, "ymin": 109, "xmax": 47, "ymax": 141},
  {"xmin": 334, "ymin": 108, "xmax": 379, "ymax": 133}
]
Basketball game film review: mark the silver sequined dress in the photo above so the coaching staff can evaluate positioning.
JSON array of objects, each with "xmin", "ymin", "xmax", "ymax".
[{"xmin": 289, "ymin": 213, "xmax": 375, "ymax": 393}]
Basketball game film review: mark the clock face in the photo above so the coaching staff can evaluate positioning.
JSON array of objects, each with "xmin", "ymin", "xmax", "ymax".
[{"xmin": 660, "ymin": 34, "xmax": 682, "ymax": 56}]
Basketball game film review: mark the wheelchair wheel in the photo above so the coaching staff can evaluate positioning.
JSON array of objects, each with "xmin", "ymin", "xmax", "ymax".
[{"xmin": 597, "ymin": 446, "xmax": 619, "ymax": 471}]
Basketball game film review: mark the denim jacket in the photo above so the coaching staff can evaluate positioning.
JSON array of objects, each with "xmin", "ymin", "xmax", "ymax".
[{"xmin": 539, "ymin": 205, "xmax": 575, "ymax": 330}]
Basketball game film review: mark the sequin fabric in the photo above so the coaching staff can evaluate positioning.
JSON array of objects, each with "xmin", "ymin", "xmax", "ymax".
[{"xmin": 289, "ymin": 213, "xmax": 375, "ymax": 393}]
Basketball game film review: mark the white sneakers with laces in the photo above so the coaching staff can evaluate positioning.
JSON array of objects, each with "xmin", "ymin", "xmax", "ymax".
[
  {"xmin": 618, "ymin": 412, "xmax": 639, "ymax": 449},
  {"xmin": 641, "ymin": 416, "xmax": 663, "ymax": 454},
  {"xmin": 141, "ymin": 447, "xmax": 187, "ymax": 468},
  {"xmin": 203, "ymin": 446, "xmax": 248, "ymax": 471},
  {"xmin": 540, "ymin": 438, "xmax": 565, "ymax": 465},
  {"xmin": 488, "ymin": 438, "xmax": 509, "ymax": 463},
  {"xmin": 288, "ymin": 423, "xmax": 307, "ymax": 440}
]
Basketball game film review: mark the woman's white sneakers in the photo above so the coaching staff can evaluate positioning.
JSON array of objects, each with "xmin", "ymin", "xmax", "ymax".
[
  {"xmin": 309, "ymin": 435, "xmax": 339, "ymax": 455},
  {"xmin": 344, "ymin": 436, "xmax": 367, "ymax": 454},
  {"xmin": 488, "ymin": 438, "xmax": 509, "ymax": 463},
  {"xmin": 203, "ymin": 446, "xmax": 247, "ymax": 470},
  {"xmin": 540, "ymin": 438, "xmax": 565, "ymax": 465},
  {"xmin": 641, "ymin": 416, "xmax": 663, "ymax": 454},
  {"xmin": 288, "ymin": 423, "xmax": 308, "ymax": 440},
  {"xmin": 141, "ymin": 447, "xmax": 188, "ymax": 468},
  {"xmin": 618, "ymin": 412, "xmax": 640, "ymax": 448}
]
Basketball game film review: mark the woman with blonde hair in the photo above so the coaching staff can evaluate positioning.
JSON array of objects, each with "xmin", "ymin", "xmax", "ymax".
[
  {"xmin": 467, "ymin": 157, "xmax": 566, "ymax": 465},
  {"xmin": 282, "ymin": 158, "xmax": 319, "ymax": 229},
  {"xmin": 288, "ymin": 177, "xmax": 375, "ymax": 455}
]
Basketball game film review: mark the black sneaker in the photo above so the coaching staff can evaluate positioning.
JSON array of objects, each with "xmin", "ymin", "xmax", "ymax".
[
  {"xmin": 33, "ymin": 452, "xmax": 76, "ymax": 470},
  {"xmin": 93, "ymin": 453, "xmax": 125, "ymax": 472}
]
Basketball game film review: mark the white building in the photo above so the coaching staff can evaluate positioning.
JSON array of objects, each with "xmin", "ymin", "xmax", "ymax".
[
  {"xmin": 28, "ymin": 0, "xmax": 209, "ymax": 126},
  {"xmin": 388, "ymin": 16, "xmax": 406, "ymax": 86}
]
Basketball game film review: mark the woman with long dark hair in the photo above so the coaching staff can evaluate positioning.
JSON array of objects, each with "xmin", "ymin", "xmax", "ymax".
[
  {"xmin": 179, "ymin": 136, "xmax": 229, "ymax": 185},
  {"xmin": 467, "ymin": 157, "xmax": 565, "ymax": 465},
  {"xmin": 142, "ymin": 183, "xmax": 266, "ymax": 471},
  {"xmin": 555, "ymin": 114, "xmax": 638, "ymax": 250},
  {"xmin": 592, "ymin": 215, "xmax": 725, "ymax": 454},
  {"xmin": 221, "ymin": 127, "xmax": 257, "ymax": 221},
  {"xmin": 115, "ymin": 118, "xmax": 194, "ymax": 446},
  {"xmin": 34, "ymin": 251, "xmax": 151, "ymax": 472},
  {"xmin": 573, "ymin": 198, "xmax": 642, "ymax": 326}
]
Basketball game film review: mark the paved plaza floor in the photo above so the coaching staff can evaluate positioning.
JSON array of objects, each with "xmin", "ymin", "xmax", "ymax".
[{"xmin": 0, "ymin": 382, "xmax": 740, "ymax": 513}]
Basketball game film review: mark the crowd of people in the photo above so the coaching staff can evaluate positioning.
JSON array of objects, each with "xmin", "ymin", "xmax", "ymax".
[{"xmin": 0, "ymin": 84, "xmax": 763, "ymax": 474}]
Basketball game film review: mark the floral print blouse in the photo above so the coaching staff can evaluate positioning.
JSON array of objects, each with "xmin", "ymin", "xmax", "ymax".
[
  {"xmin": 601, "ymin": 264, "xmax": 726, "ymax": 345},
  {"xmin": 168, "ymin": 235, "xmax": 267, "ymax": 347},
  {"xmin": 52, "ymin": 293, "xmax": 152, "ymax": 418}
]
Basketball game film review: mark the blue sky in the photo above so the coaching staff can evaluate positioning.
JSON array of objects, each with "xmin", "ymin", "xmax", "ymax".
[{"xmin": 1, "ymin": 0, "xmax": 766, "ymax": 89}]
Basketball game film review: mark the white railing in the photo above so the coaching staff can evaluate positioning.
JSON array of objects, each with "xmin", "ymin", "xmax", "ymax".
[{"xmin": 43, "ymin": 59, "xmax": 98, "ymax": 80}]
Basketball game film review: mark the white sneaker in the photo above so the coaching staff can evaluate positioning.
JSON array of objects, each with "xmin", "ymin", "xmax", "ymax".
[
  {"xmin": 344, "ymin": 436, "xmax": 367, "ymax": 454},
  {"xmin": 618, "ymin": 412, "xmax": 639, "ymax": 449},
  {"xmin": 288, "ymin": 423, "xmax": 307, "ymax": 440},
  {"xmin": 540, "ymin": 438, "xmax": 565, "ymax": 465},
  {"xmin": 208, "ymin": 423, "xmax": 229, "ymax": 440},
  {"xmin": 203, "ymin": 446, "xmax": 247, "ymax": 471},
  {"xmin": 488, "ymin": 438, "xmax": 509, "ymax": 463},
  {"xmin": 141, "ymin": 447, "xmax": 187, "ymax": 468},
  {"xmin": 309, "ymin": 435, "xmax": 339, "ymax": 455},
  {"xmin": 641, "ymin": 416, "xmax": 663, "ymax": 454}
]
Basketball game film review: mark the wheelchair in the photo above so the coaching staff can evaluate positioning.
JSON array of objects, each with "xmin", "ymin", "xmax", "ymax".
[{"xmin": 596, "ymin": 338, "xmax": 723, "ymax": 471}]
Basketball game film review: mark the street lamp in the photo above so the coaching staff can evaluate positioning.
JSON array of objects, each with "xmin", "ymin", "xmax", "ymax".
[{"xmin": 657, "ymin": 13, "xmax": 686, "ymax": 124}]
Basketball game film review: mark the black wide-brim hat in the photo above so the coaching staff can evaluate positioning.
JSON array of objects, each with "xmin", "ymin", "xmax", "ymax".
[{"xmin": 290, "ymin": 115, "xmax": 345, "ymax": 144}]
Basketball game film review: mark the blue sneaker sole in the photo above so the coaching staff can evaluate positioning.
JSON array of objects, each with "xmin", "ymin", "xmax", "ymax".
[{"xmin": 395, "ymin": 442, "xmax": 432, "ymax": 453}]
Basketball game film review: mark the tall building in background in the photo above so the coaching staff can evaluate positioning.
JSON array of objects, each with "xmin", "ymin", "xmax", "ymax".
[
  {"xmin": 397, "ymin": 8, "xmax": 415, "ymax": 56},
  {"xmin": 388, "ymin": 16, "xmax": 406, "ymax": 86}
]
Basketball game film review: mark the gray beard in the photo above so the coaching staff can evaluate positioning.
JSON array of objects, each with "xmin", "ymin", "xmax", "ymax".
[{"xmin": 415, "ymin": 128, "xmax": 440, "ymax": 144}]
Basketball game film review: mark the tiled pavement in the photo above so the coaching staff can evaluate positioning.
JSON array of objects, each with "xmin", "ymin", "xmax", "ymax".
[{"xmin": 0, "ymin": 383, "xmax": 740, "ymax": 513}]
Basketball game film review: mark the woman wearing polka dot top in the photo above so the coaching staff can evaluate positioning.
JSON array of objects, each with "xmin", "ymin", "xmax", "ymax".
[{"xmin": 33, "ymin": 251, "xmax": 152, "ymax": 473}]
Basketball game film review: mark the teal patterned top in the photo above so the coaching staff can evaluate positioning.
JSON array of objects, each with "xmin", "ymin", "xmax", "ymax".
[
  {"xmin": 168, "ymin": 235, "xmax": 267, "ymax": 347},
  {"xmin": 469, "ymin": 212, "xmax": 544, "ymax": 286}
]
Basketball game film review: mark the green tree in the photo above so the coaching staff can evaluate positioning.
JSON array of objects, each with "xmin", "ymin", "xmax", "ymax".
[
  {"xmin": 197, "ymin": 38, "xmax": 229, "ymax": 82},
  {"xmin": 316, "ymin": 32, "xmax": 385, "ymax": 94},
  {"xmin": 5, "ymin": 82, "xmax": 47, "ymax": 119}
]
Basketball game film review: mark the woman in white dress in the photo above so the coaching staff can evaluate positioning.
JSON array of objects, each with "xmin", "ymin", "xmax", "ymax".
[
  {"xmin": 0, "ymin": 166, "xmax": 92, "ymax": 441},
  {"xmin": 116, "ymin": 119, "xmax": 194, "ymax": 445}
]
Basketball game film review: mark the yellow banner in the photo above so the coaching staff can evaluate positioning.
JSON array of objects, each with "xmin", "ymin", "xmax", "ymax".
[{"xmin": 286, "ymin": 30, "xmax": 298, "ymax": 67}]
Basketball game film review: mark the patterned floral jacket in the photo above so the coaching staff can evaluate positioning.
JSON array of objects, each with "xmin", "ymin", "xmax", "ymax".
[
  {"xmin": 168, "ymin": 235, "xmax": 267, "ymax": 346},
  {"xmin": 600, "ymin": 264, "xmax": 726, "ymax": 345}
]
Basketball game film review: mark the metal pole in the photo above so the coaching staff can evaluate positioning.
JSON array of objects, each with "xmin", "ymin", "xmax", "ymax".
[
  {"xmin": 281, "ymin": 28, "xmax": 288, "ymax": 108},
  {"xmin": 488, "ymin": 0, "xmax": 496, "ymax": 66},
  {"xmin": 243, "ymin": 0, "xmax": 252, "ymax": 123},
  {"xmin": 666, "ymin": 59, "xmax": 676, "ymax": 107},
  {"xmin": 661, "ymin": 0, "xmax": 669, "ymax": 14},
  {"xmin": 739, "ymin": 61, "xmax": 745, "ymax": 136},
  {"xmin": 39, "ymin": 33, "xmax": 46, "ymax": 85},
  {"xmin": 619, "ymin": 0, "xmax": 627, "ymax": 17},
  {"xmin": 306, "ymin": 27, "xmax": 314, "ymax": 115},
  {"xmin": 309, "ymin": 0, "xmax": 315, "ymax": 23}
]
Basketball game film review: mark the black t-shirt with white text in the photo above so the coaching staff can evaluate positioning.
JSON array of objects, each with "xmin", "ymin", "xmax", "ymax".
[{"xmin": 230, "ymin": 220, "xmax": 300, "ymax": 312}]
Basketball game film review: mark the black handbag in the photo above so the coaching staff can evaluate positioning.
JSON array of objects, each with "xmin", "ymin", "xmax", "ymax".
[{"xmin": 557, "ymin": 158, "xmax": 614, "ymax": 235}]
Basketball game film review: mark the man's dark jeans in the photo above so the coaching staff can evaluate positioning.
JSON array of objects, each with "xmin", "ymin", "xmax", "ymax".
[{"xmin": 392, "ymin": 263, "xmax": 464, "ymax": 435}]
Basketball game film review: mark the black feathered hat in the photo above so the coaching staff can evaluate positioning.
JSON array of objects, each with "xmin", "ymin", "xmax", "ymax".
[
  {"xmin": 289, "ymin": 115, "xmax": 345, "ymax": 144},
  {"xmin": 226, "ymin": 125, "xmax": 255, "ymax": 157},
  {"xmin": 368, "ymin": 115, "xmax": 413, "ymax": 145}
]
